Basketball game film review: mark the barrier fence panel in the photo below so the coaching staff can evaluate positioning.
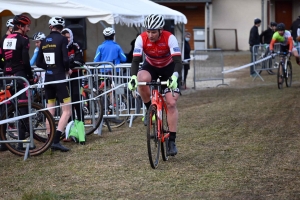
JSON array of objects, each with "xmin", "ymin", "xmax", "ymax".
[
  {"xmin": 0, "ymin": 76, "xmax": 33, "ymax": 160},
  {"xmin": 85, "ymin": 62, "xmax": 144, "ymax": 135},
  {"xmin": 193, "ymin": 49, "xmax": 227, "ymax": 89},
  {"xmin": 252, "ymin": 43, "xmax": 282, "ymax": 81}
]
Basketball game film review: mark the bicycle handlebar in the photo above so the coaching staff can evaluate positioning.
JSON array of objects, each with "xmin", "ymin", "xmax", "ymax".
[{"xmin": 137, "ymin": 81, "xmax": 168, "ymax": 86}]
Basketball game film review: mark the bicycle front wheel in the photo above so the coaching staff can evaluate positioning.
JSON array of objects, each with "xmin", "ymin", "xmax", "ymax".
[
  {"xmin": 0, "ymin": 102, "xmax": 55, "ymax": 156},
  {"xmin": 277, "ymin": 62, "xmax": 284, "ymax": 89},
  {"xmin": 146, "ymin": 104, "xmax": 160, "ymax": 169},
  {"xmin": 285, "ymin": 61, "xmax": 292, "ymax": 87}
]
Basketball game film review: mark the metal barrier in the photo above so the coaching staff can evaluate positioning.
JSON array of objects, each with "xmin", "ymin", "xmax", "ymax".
[
  {"xmin": 252, "ymin": 43, "xmax": 281, "ymax": 81},
  {"xmin": 84, "ymin": 62, "xmax": 144, "ymax": 135},
  {"xmin": 0, "ymin": 76, "xmax": 33, "ymax": 160},
  {"xmin": 0, "ymin": 62, "xmax": 145, "ymax": 157},
  {"xmin": 193, "ymin": 49, "xmax": 228, "ymax": 89}
]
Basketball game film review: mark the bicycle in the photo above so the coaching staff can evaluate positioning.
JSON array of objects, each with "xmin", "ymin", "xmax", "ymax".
[
  {"xmin": 0, "ymin": 79, "xmax": 55, "ymax": 156},
  {"xmin": 276, "ymin": 52, "xmax": 292, "ymax": 89},
  {"xmin": 135, "ymin": 78, "xmax": 171, "ymax": 169}
]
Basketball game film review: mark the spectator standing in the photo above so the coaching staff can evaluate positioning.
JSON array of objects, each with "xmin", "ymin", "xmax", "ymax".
[
  {"xmin": 2, "ymin": 15, "xmax": 33, "ymax": 150},
  {"xmin": 249, "ymin": 18, "xmax": 261, "ymax": 77},
  {"xmin": 94, "ymin": 27, "xmax": 127, "ymax": 74},
  {"xmin": 36, "ymin": 16, "xmax": 72, "ymax": 152},
  {"xmin": 291, "ymin": 16, "xmax": 300, "ymax": 42},
  {"xmin": 260, "ymin": 22, "xmax": 277, "ymax": 75},
  {"xmin": 30, "ymin": 32, "xmax": 46, "ymax": 85},
  {"xmin": 183, "ymin": 32, "xmax": 191, "ymax": 89},
  {"xmin": 0, "ymin": 18, "xmax": 14, "ymax": 69},
  {"xmin": 61, "ymin": 28, "xmax": 85, "ymax": 123}
]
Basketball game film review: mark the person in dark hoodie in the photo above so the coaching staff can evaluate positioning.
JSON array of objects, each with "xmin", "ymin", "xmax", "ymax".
[
  {"xmin": 249, "ymin": 18, "xmax": 261, "ymax": 77},
  {"xmin": 260, "ymin": 22, "xmax": 277, "ymax": 75},
  {"xmin": 61, "ymin": 28, "xmax": 85, "ymax": 124},
  {"xmin": 291, "ymin": 16, "xmax": 300, "ymax": 43}
]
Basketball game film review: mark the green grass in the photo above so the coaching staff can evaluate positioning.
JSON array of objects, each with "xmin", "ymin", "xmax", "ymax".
[{"xmin": 1, "ymin": 54, "xmax": 300, "ymax": 199}]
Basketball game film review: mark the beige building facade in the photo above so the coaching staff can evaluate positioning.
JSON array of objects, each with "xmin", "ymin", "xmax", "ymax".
[{"xmin": 153, "ymin": 0, "xmax": 300, "ymax": 51}]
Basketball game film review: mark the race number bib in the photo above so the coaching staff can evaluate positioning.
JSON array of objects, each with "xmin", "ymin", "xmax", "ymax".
[
  {"xmin": 43, "ymin": 53, "xmax": 55, "ymax": 65},
  {"xmin": 3, "ymin": 38, "xmax": 17, "ymax": 50}
]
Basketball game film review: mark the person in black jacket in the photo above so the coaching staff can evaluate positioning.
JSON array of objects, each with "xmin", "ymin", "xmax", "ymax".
[
  {"xmin": 291, "ymin": 16, "xmax": 300, "ymax": 42},
  {"xmin": 183, "ymin": 32, "xmax": 191, "ymax": 89},
  {"xmin": 36, "ymin": 16, "xmax": 72, "ymax": 152},
  {"xmin": 260, "ymin": 22, "xmax": 277, "ymax": 75},
  {"xmin": 0, "ymin": 19, "xmax": 14, "ymax": 70},
  {"xmin": 61, "ymin": 28, "xmax": 85, "ymax": 123},
  {"xmin": 249, "ymin": 18, "xmax": 261, "ymax": 77},
  {"xmin": 2, "ymin": 15, "xmax": 33, "ymax": 150}
]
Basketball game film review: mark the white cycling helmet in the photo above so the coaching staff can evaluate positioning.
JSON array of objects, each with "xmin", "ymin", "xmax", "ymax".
[
  {"xmin": 144, "ymin": 14, "xmax": 165, "ymax": 30},
  {"xmin": 48, "ymin": 16, "xmax": 65, "ymax": 27},
  {"xmin": 32, "ymin": 32, "xmax": 46, "ymax": 41},
  {"xmin": 103, "ymin": 27, "xmax": 115, "ymax": 36},
  {"xmin": 6, "ymin": 19, "xmax": 13, "ymax": 27}
]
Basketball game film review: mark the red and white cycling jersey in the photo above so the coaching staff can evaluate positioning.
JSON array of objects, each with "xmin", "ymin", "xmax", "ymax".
[{"xmin": 133, "ymin": 31, "xmax": 181, "ymax": 68}]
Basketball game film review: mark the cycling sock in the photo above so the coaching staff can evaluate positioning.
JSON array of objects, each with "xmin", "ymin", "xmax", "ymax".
[
  {"xmin": 169, "ymin": 132, "xmax": 176, "ymax": 141},
  {"xmin": 145, "ymin": 101, "xmax": 151, "ymax": 110},
  {"xmin": 53, "ymin": 130, "xmax": 62, "ymax": 144}
]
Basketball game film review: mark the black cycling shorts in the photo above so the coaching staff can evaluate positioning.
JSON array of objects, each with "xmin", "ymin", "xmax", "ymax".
[
  {"xmin": 44, "ymin": 73, "xmax": 71, "ymax": 104},
  {"xmin": 139, "ymin": 60, "xmax": 180, "ymax": 94}
]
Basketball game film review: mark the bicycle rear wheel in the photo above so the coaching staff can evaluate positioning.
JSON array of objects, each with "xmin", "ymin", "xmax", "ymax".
[
  {"xmin": 146, "ymin": 104, "xmax": 160, "ymax": 169},
  {"xmin": 160, "ymin": 103, "xmax": 169, "ymax": 162},
  {"xmin": 285, "ymin": 61, "xmax": 292, "ymax": 87},
  {"xmin": 277, "ymin": 62, "xmax": 284, "ymax": 89},
  {"xmin": 82, "ymin": 89, "xmax": 103, "ymax": 135},
  {"xmin": 0, "ymin": 102, "xmax": 55, "ymax": 156}
]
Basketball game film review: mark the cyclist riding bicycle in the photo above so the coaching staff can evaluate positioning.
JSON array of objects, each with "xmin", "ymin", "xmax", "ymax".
[
  {"xmin": 269, "ymin": 23, "xmax": 300, "ymax": 65},
  {"xmin": 128, "ymin": 14, "xmax": 182, "ymax": 156}
]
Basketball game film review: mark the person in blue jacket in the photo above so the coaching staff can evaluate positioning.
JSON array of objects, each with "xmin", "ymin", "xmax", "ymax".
[
  {"xmin": 93, "ymin": 27, "xmax": 127, "ymax": 74},
  {"xmin": 30, "ymin": 32, "xmax": 46, "ymax": 66},
  {"xmin": 30, "ymin": 32, "xmax": 46, "ymax": 85}
]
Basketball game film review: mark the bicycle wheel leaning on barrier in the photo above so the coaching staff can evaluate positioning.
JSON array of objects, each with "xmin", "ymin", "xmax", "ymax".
[
  {"xmin": 0, "ymin": 102, "xmax": 55, "ymax": 156},
  {"xmin": 81, "ymin": 88, "xmax": 103, "ymax": 135},
  {"xmin": 102, "ymin": 91, "xmax": 130, "ymax": 128}
]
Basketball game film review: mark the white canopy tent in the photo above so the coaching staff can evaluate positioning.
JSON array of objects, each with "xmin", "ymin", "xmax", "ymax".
[
  {"xmin": 0, "ymin": 0, "xmax": 187, "ymax": 26},
  {"xmin": 0, "ymin": 0, "xmax": 187, "ymax": 61}
]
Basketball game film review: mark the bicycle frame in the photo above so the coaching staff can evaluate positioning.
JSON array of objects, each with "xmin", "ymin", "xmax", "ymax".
[
  {"xmin": 280, "ymin": 54, "xmax": 289, "ymax": 75},
  {"xmin": 149, "ymin": 83, "xmax": 169, "ymax": 143}
]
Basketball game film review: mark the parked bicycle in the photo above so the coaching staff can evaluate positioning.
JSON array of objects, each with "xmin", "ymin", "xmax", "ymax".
[
  {"xmin": 0, "ymin": 79, "xmax": 55, "ymax": 156},
  {"xmin": 276, "ymin": 52, "xmax": 292, "ymax": 89}
]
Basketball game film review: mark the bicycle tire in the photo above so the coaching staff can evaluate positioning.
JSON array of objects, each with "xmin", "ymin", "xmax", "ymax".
[
  {"xmin": 146, "ymin": 104, "xmax": 160, "ymax": 169},
  {"xmin": 82, "ymin": 89, "xmax": 103, "ymax": 135},
  {"xmin": 103, "ymin": 93, "xmax": 129, "ymax": 128},
  {"xmin": 285, "ymin": 61, "xmax": 292, "ymax": 87},
  {"xmin": 277, "ymin": 62, "xmax": 284, "ymax": 89},
  {"xmin": 0, "ymin": 102, "xmax": 55, "ymax": 156},
  {"xmin": 160, "ymin": 103, "xmax": 169, "ymax": 162}
]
